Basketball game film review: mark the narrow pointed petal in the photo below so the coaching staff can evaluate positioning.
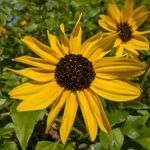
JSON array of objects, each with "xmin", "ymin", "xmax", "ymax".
[
  {"xmin": 9, "ymin": 82, "xmax": 47, "ymax": 99},
  {"xmin": 133, "ymin": 5, "xmax": 148, "ymax": 17},
  {"xmin": 47, "ymin": 31, "xmax": 64, "ymax": 56},
  {"xmin": 107, "ymin": 3, "xmax": 121, "ymax": 24},
  {"xmin": 134, "ymin": 12, "xmax": 149, "ymax": 27},
  {"xmin": 45, "ymin": 90, "xmax": 70, "ymax": 133},
  {"xmin": 81, "ymin": 32, "xmax": 102, "ymax": 55},
  {"xmin": 114, "ymin": 38, "xmax": 122, "ymax": 47},
  {"xmin": 128, "ymin": 36, "xmax": 149, "ymax": 50},
  {"xmin": 69, "ymin": 13, "xmax": 82, "ymax": 54},
  {"xmin": 116, "ymin": 44, "xmax": 124, "ymax": 57},
  {"xmin": 122, "ymin": 0, "xmax": 134, "ymax": 22},
  {"xmin": 129, "ymin": 6, "xmax": 150, "ymax": 27},
  {"xmin": 133, "ymin": 30, "xmax": 150, "ymax": 35},
  {"xmin": 12, "ymin": 56, "xmax": 55, "ymax": 71},
  {"xmin": 84, "ymin": 90, "xmax": 111, "ymax": 132},
  {"xmin": 89, "ymin": 49, "xmax": 110, "ymax": 62},
  {"xmin": 94, "ymin": 57, "xmax": 145, "ymax": 78},
  {"xmin": 98, "ymin": 15, "xmax": 117, "ymax": 31},
  {"xmin": 60, "ymin": 92, "xmax": 78, "ymax": 144},
  {"xmin": 123, "ymin": 43, "xmax": 139, "ymax": 55},
  {"xmin": 91, "ymin": 78, "xmax": 141, "ymax": 102},
  {"xmin": 60, "ymin": 23, "xmax": 69, "ymax": 54},
  {"xmin": 17, "ymin": 81, "xmax": 64, "ymax": 111},
  {"xmin": 83, "ymin": 33, "xmax": 118, "ymax": 59},
  {"xmin": 22, "ymin": 36, "xmax": 59, "ymax": 64},
  {"xmin": 77, "ymin": 91, "xmax": 97, "ymax": 141},
  {"xmin": 6, "ymin": 67, "xmax": 55, "ymax": 82}
]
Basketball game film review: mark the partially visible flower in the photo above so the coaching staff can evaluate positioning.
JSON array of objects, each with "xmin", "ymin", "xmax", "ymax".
[
  {"xmin": 98, "ymin": 0, "xmax": 150, "ymax": 58},
  {"xmin": 8, "ymin": 14, "xmax": 145, "ymax": 144},
  {"xmin": 20, "ymin": 20, "xmax": 28, "ymax": 26},
  {"xmin": 0, "ymin": 25, "xmax": 7, "ymax": 36}
]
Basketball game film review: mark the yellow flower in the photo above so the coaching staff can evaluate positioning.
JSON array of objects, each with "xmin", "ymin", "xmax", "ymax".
[
  {"xmin": 8, "ymin": 14, "xmax": 145, "ymax": 144},
  {"xmin": 20, "ymin": 20, "xmax": 28, "ymax": 26},
  {"xmin": 0, "ymin": 25, "xmax": 7, "ymax": 36},
  {"xmin": 98, "ymin": 0, "xmax": 150, "ymax": 58}
]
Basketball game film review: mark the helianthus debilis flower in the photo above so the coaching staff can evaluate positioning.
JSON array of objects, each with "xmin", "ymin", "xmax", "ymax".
[
  {"xmin": 98, "ymin": 0, "xmax": 150, "ymax": 58},
  {"xmin": 8, "ymin": 14, "xmax": 145, "ymax": 144}
]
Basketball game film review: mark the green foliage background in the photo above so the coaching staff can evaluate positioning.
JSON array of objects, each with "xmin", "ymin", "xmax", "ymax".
[{"xmin": 0, "ymin": 0, "xmax": 150, "ymax": 149}]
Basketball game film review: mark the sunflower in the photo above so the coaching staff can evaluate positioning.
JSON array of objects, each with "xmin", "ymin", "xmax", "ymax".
[
  {"xmin": 8, "ymin": 14, "xmax": 145, "ymax": 144},
  {"xmin": 98, "ymin": 0, "xmax": 150, "ymax": 58}
]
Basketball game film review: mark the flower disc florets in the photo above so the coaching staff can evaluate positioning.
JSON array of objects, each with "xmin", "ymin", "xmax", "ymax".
[
  {"xmin": 117, "ymin": 23, "xmax": 132, "ymax": 42},
  {"xmin": 55, "ymin": 54, "xmax": 95, "ymax": 91}
]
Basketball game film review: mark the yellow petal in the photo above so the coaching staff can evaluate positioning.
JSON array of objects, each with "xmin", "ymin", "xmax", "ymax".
[
  {"xmin": 116, "ymin": 44, "xmax": 124, "ymax": 57},
  {"xmin": 22, "ymin": 36, "xmax": 59, "ymax": 64},
  {"xmin": 128, "ymin": 36, "xmax": 149, "ymax": 50},
  {"xmin": 47, "ymin": 31, "xmax": 64, "ymax": 56},
  {"xmin": 121, "ymin": 0, "xmax": 134, "ymax": 22},
  {"xmin": 98, "ymin": 20, "xmax": 116, "ymax": 32},
  {"xmin": 81, "ymin": 32, "xmax": 102, "ymax": 55},
  {"xmin": 133, "ymin": 30, "xmax": 150, "ymax": 35},
  {"xmin": 89, "ymin": 49, "xmax": 110, "ymax": 62},
  {"xmin": 45, "ymin": 90, "xmax": 70, "ymax": 133},
  {"xmin": 6, "ymin": 67, "xmax": 55, "ymax": 82},
  {"xmin": 9, "ymin": 82, "xmax": 47, "ymax": 100},
  {"xmin": 107, "ymin": 3, "xmax": 121, "ymax": 24},
  {"xmin": 60, "ymin": 23, "xmax": 69, "ymax": 54},
  {"xmin": 17, "ymin": 81, "xmax": 64, "ymax": 111},
  {"xmin": 77, "ymin": 90, "xmax": 97, "ymax": 141},
  {"xmin": 12, "ymin": 56, "xmax": 55, "ymax": 71},
  {"xmin": 114, "ymin": 38, "xmax": 122, "ymax": 47},
  {"xmin": 94, "ymin": 57, "xmax": 145, "ymax": 78},
  {"xmin": 60, "ymin": 92, "xmax": 78, "ymax": 144},
  {"xmin": 91, "ymin": 78, "xmax": 141, "ymax": 102},
  {"xmin": 83, "ymin": 33, "xmax": 118, "ymax": 59},
  {"xmin": 130, "ymin": 5, "xmax": 150, "ymax": 27},
  {"xmin": 98, "ymin": 15, "xmax": 117, "ymax": 31},
  {"xmin": 84, "ymin": 90, "xmax": 111, "ymax": 133},
  {"xmin": 69, "ymin": 13, "xmax": 82, "ymax": 54},
  {"xmin": 123, "ymin": 43, "xmax": 139, "ymax": 55}
]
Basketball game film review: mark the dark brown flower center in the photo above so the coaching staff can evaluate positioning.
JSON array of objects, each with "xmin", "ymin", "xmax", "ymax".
[
  {"xmin": 117, "ymin": 23, "xmax": 132, "ymax": 42},
  {"xmin": 55, "ymin": 54, "xmax": 95, "ymax": 91}
]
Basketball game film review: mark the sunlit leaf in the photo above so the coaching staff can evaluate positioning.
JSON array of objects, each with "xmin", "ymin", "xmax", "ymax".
[
  {"xmin": 10, "ymin": 102, "xmax": 45, "ymax": 150},
  {"xmin": 100, "ymin": 128, "xmax": 124, "ymax": 150}
]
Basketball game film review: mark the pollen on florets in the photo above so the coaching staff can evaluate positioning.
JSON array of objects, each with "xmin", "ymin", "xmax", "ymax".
[
  {"xmin": 117, "ymin": 23, "xmax": 132, "ymax": 42},
  {"xmin": 55, "ymin": 54, "xmax": 96, "ymax": 91}
]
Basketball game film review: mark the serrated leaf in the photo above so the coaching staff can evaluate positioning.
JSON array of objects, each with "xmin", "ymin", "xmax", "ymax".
[
  {"xmin": 107, "ymin": 110, "xmax": 128, "ymax": 127},
  {"xmin": 10, "ymin": 102, "xmax": 45, "ymax": 150},
  {"xmin": 99, "ymin": 128, "xmax": 124, "ymax": 150}
]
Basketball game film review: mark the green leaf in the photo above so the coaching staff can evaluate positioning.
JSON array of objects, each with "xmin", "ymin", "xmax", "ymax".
[
  {"xmin": 35, "ymin": 141, "xmax": 75, "ymax": 150},
  {"xmin": 10, "ymin": 102, "xmax": 45, "ymax": 150},
  {"xmin": 89, "ymin": 143, "xmax": 106, "ymax": 150},
  {"xmin": 122, "ymin": 115, "xmax": 150, "ymax": 149},
  {"xmin": 99, "ymin": 128, "xmax": 124, "ymax": 150},
  {"xmin": 135, "ymin": 138, "xmax": 150, "ymax": 150},
  {"xmin": 107, "ymin": 110, "xmax": 128, "ymax": 126},
  {"xmin": 120, "ymin": 101, "xmax": 149, "ymax": 110},
  {"xmin": 0, "ymin": 141, "xmax": 18, "ymax": 150},
  {"xmin": 0, "ymin": 123, "xmax": 14, "ymax": 136}
]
